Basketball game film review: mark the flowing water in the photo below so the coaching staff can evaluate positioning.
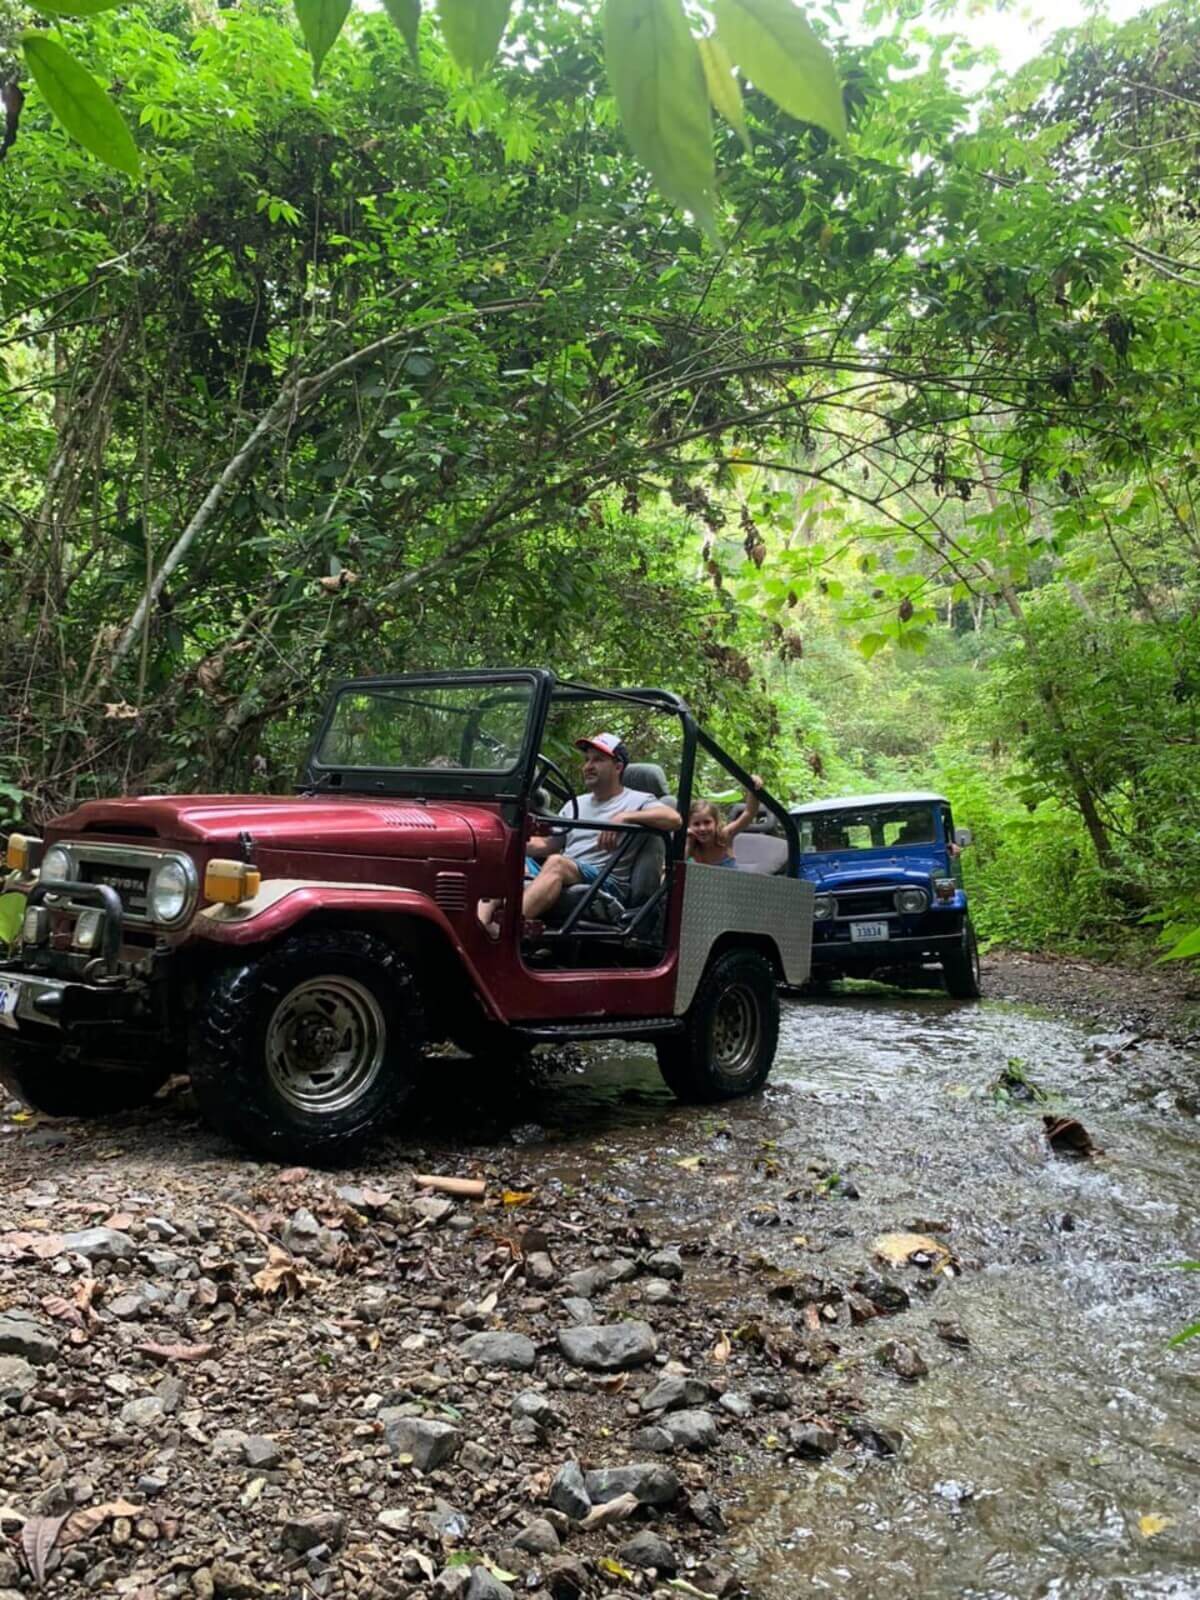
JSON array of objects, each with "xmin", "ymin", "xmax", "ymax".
[{"xmin": 475, "ymin": 988, "xmax": 1200, "ymax": 1600}]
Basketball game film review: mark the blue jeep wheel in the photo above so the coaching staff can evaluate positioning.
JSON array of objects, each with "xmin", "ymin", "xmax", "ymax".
[{"xmin": 942, "ymin": 916, "xmax": 982, "ymax": 999}]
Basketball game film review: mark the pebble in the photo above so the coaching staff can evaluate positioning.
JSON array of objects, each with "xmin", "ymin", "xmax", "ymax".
[
  {"xmin": 459, "ymin": 1331, "xmax": 536, "ymax": 1371},
  {"xmin": 548, "ymin": 1460, "xmax": 590, "ymax": 1520},
  {"xmin": 642, "ymin": 1277, "xmax": 676, "ymax": 1304},
  {"xmin": 543, "ymin": 1554, "xmax": 589, "ymax": 1597},
  {"xmin": 465, "ymin": 1569, "xmax": 513, "ymax": 1600},
  {"xmin": 210, "ymin": 1559, "xmax": 261, "ymax": 1598},
  {"xmin": 282, "ymin": 1512, "xmax": 346, "ymax": 1552},
  {"xmin": 879, "ymin": 1339, "xmax": 928, "ymax": 1381},
  {"xmin": 645, "ymin": 1247, "xmax": 684, "ymax": 1280},
  {"xmin": 719, "ymin": 1391, "xmax": 752, "ymax": 1419},
  {"xmin": 524, "ymin": 1251, "xmax": 557, "ymax": 1286},
  {"xmin": 60, "ymin": 1227, "xmax": 135, "ymax": 1261},
  {"xmin": 791, "ymin": 1423, "xmax": 837, "ymax": 1457},
  {"xmin": 0, "ymin": 1311, "xmax": 57, "ymax": 1365},
  {"xmin": 583, "ymin": 1462, "xmax": 679, "ymax": 1506},
  {"xmin": 661, "ymin": 1408, "xmax": 719, "ymax": 1450},
  {"xmin": 380, "ymin": 1413, "xmax": 462, "ymax": 1471},
  {"xmin": 620, "ymin": 1529, "xmax": 677, "ymax": 1571},
  {"xmin": 641, "ymin": 1375, "xmax": 715, "ymax": 1414},
  {"xmin": 559, "ymin": 1297, "xmax": 593, "ymax": 1326},
  {"xmin": 119, "ymin": 1395, "xmax": 166, "ymax": 1428},
  {"xmin": 0, "ymin": 1356, "xmax": 36, "ymax": 1402},
  {"xmin": 242, "ymin": 1435, "xmax": 282, "ymax": 1470},
  {"xmin": 557, "ymin": 1321, "xmax": 657, "ymax": 1371},
  {"xmin": 934, "ymin": 1319, "xmax": 971, "ymax": 1347},
  {"xmin": 514, "ymin": 1517, "xmax": 560, "ymax": 1555},
  {"xmin": 376, "ymin": 1508, "xmax": 411, "ymax": 1535}
]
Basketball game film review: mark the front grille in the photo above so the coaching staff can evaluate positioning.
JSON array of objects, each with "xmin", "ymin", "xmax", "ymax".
[
  {"xmin": 434, "ymin": 872, "xmax": 468, "ymax": 915},
  {"xmin": 834, "ymin": 883, "xmax": 898, "ymax": 919},
  {"xmin": 78, "ymin": 860, "xmax": 151, "ymax": 918}
]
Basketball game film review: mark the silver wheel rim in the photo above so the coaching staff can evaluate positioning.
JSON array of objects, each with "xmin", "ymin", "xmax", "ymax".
[
  {"xmin": 266, "ymin": 976, "xmax": 386, "ymax": 1115},
  {"xmin": 710, "ymin": 982, "xmax": 761, "ymax": 1080}
]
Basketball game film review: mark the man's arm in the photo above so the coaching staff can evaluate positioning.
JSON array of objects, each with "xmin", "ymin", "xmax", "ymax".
[{"xmin": 597, "ymin": 800, "xmax": 682, "ymax": 851}]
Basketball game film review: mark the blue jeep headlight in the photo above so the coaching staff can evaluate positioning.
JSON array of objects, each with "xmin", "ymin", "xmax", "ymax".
[
  {"xmin": 895, "ymin": 888, "xmax": 927, "ymax": 914},
  {"xmin": 813, "ymin": 894, "xmax": 834, "ymax": 921}
]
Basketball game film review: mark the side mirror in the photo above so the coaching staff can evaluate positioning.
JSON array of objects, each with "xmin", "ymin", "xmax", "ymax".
[{"xmin": 954, "ymin": 827, "xmax": 973, "ymax": 848}]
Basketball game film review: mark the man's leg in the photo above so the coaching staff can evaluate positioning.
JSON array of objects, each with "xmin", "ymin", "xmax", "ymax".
[{"xmin": 522, "ymin": 854, "xmax": 582, "ymax": 919}]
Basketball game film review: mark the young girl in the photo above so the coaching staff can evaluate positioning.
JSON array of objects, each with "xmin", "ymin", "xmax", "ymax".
[{"xmin": 687, "ymin": 777, "xmax": 764, "ymax": 868}]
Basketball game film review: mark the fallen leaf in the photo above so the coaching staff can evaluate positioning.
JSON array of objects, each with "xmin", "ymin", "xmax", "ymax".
[
  {"xmin": 103, "ymin": 701, "xmax": 140, "ymax": 719},
  {"xmin": 61, "ymin": 1499, "xmax": 142, "ymax": 1547},
  {"xmin": 475, "ymin": 1291, "xmax": 498, "ymax": 1317},
  {"xmin": 595, "ymin": 1372, "xmax": 628, "ymax": 1394},
  {"xmin": 711, "ymin": 1331, "xmax": 732, "ymax": 1364},
  {"xmin": 668, "ymin": 1582, "xmax": 719, "ymax": 1599},
  {"xmin": 501, "ymin": 1190, "xmax": 535, "ymax": 1208},
  {"xmin": 872, "ymin": 1232, "xmax": 954, "ymax": 1271},
  {"xmin": 579, "ymin": 1492, "xmax": 639, "ymax": 1529},
  {"xmin": 675, "ymin": 1155, "xmax": 703, "ymax": 1172},
  {"xmin": 136, "ymin": 1341, "xmax": 216, "ymax": 1363},
  {"xmin": 1139, "ymin": 1513, "xmax": 1173, "ymax": 1539},
  {"xmin": 22, "ymin": 1512, "xmax": 69, "ymax": 1584},
  {"xmin": 599, "ymin": 1555, "xmax": 636, "ymax": 1580},
  {"xmin": 41, "ymin": 1295, "xmax": 82, "ymax": 1328},
  {"xmin": 252, "ymin": 1244, "xmax": 313, "ymax": 1299}
]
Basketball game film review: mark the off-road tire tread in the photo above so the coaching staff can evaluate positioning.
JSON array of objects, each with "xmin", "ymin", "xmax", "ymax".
[
  {"xmin": 942, "ymin": 916, "xmax": 982, "ymax": 999},
  {"xmin": 656, "ymin": 948, "xmax": 779, "ymax": 1103},
  {"xmin": 191, "ymin": 929, "xmax": 424, "ymax": 1163}
]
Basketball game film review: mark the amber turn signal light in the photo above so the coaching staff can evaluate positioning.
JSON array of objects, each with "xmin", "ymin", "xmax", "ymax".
[
  {"xmin": 4, "ymin": 834, "xmax": 42, "ymax": 874},
  {"xmin": 204, "ymin": 859, "xmax": 261, "ymax": 905}
]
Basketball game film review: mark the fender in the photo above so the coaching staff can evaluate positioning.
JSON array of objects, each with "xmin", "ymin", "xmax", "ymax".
[{"xmin": 189, "ymin": 879, "xmax": 504, "ymax": 1021}]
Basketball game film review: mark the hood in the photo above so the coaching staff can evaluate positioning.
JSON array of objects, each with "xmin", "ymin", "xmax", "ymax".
[
  {"xmin": 799, "ymin": 849, "xmax": 947, "ymax": 888},
  {"xmin": 49, "ymin": 794, "xmax": 485, "ymax": 861}
]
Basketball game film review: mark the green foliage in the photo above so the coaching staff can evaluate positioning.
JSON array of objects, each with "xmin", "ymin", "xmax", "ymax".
[
  {"xmin": 0, "ymin": 894, "xmax": 23, "ymax": 951},
  {"xmin": 293, "ymin": 0, "xmax": 352, "ymax": 79},
  {"xmin": 713, "ymin": 0, "xmax": 846, "ymax": 142},
  {"xmin": 436, "ymin": 0, "xmax": 511, "ymax": 77},
  {"xmin": 19, "ymin": 29, "xmax": 139, "ymax": 175}
]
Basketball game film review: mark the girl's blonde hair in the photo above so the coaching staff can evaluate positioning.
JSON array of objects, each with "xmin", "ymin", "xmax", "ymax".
[{"xmin": 689, "ymin": 798, "xmax": 729, "ymax": 846}]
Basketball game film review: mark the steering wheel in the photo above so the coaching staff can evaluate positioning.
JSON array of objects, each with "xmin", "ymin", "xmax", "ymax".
[{"xmin": 532, "ymin": 752, "xmax": 578, "ymax": 820}]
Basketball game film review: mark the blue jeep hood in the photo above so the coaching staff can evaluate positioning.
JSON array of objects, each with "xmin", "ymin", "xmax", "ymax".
[{"xmin": 798, "ymin": 849, "xmax": 946, "ymax": 887}]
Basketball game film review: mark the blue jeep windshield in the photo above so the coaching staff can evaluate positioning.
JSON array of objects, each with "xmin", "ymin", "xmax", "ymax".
[
  {"xmin": 316, "ymin": 681, "xmax": 534, "ymax": 773},
  {"xmin": 800, "ymin": 804, "xmax": 936, "ymax": 853}
]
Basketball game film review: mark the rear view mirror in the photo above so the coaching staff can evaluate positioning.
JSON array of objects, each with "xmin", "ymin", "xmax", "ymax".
[{"xmin": 954, "ymin": 827, "xmax": 973, "ymax": 848}]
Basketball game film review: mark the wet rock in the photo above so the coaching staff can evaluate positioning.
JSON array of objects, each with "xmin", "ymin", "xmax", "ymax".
[
  {"xmin": 525, "ymin": 1252, "xmax": 557, "ymax": 1287},
  {"xmin": 514, "ymin": 1518, "xmax": 560, "ymax": 1555},
  {"xmin": 719, "ymin": 1391, "xmax": 752, "ymax": 1419},
  {"xmin": 558, "ymin": 1321, "xmax": 656, "ymax": 1371},
  {"xmin": 543, "ymin": 1556, "xmax": 589, "ymax": 1598},
  {"xmin": 61, "ymin": 1227, "xmax": 135, "ymax": 1261},
  {"xmin": 465, "ymin": 1568, "xmax": 513, "ymax": 1600},
  {"xmin": 0, "ymin": 1311, "xmax": 57, "ymax": 1365},
  {"xmin": 645, "ymin": 1247, "xmax": 683, "ymax": 1280},
  {"xmin": 583, "ymin": 1462, "xmax": 679, "ymax": 1506},
  {"xmin": 848, "ymin": 1418, "xmax": 903, "ymax": 1456},
  {"xmin": 0, "ymin": 1355, "xmax": 36, "ymax": 1402},
  {"xmin": 620, "ymin": 1529, "xmax": 677, "ymax": 1572},
  {"xmin": 661, "ymin": 1409, "xmax": 718, "ymax": 1450},
  {"xmin": 933, "ymin": 1478, "xmax": 974, "ymax": 1505},
  {"xmin": 879, "ymin": 1339, "xmax": 928, "ymax": 1382},
  {"xmin": 686, "ymin": 1491, "xmax": 726, "ymax": 1532},
  {"xmin": 748, "ymin": 1383, "xmax": 790, "ymax": 1410},
  {"xmin": 790, "ymin": 1423, "xmax": 837, "ymax": 1457},
  {"xmin": 243, "ymin": 1435, "xmax": 283, "ymax": 1470},
  {"xmin": 846, "ymin": 1291, "xmax": 878, "ymax": 1325},
  {"xmin": 934, "ymin": 1319, "xmax": 970, "ymax": 1347},
  {"xmin": 460, "ymin": 1332, "xmax": 536, "ymax": 1372},
  {"xmin": 548, "ymin": 1460, "xmax": 590, "ymax": 1520},
  {"xmin": 282, "ymin": 1512, "xmax": 346, "ymax": 1552},
  {"xmin": 119, "ymin": 1395, "xmax": 165, "ymax": 1428},
  {"xmin": 381, "ymin": 1412, "xmax": 462, "ymax": 1471},
  {"xmin": 853, "ymin": 1274, "xmax": 911, "ymax": 1316}
]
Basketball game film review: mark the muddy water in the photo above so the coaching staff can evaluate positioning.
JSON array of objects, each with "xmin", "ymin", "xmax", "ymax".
[{"xmin": 502, "ymin": 990, "xmax": 1200, "ymax": 1600}]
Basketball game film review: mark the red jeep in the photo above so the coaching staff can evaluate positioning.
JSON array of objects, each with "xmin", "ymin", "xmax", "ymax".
[{"xmin": 0, "ymin": 671, "xmax": 812, "ymax": 1160}]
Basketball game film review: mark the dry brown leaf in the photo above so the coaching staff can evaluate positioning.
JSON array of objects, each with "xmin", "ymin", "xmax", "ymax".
[
  {"xmin": 252, "ymin": 1244, "xmax": 312, "ymax": 1299},
  {"xmin": 276, "ymin": 1167, "xmax": 309, "ymax": 1185},
  {"xmin": 872, "ymin": 1232, "xmax": 953, "ymax": 1271},
  {"xmin": 61, "ymin": 1499, "xmax": 142, "ymax": 1547},
  {"xmin": 102, "ymin": 701, "xmax": 139, "ymax": 720},
  {"xmin": 41, "ymin": 1295, "xmax": 83, "ymax": 1328},
  {"xmin": 595, "ymin": 1372, "xmax": 628, "ymax": 1394},
  {"xmin": 579, "ymin": 1492, "xmax": 640, "ymax": 1529},
  {"xmin": 22, "ymin": 1512, "xmax": 69, "ymax": 1584},
  {"xmin": 136, "ymin": 1341, "xmax": 215, "ymax": 1364},
  {"xmin": 711, "ymin": 1331, "xmax": 732, "ymax": 1364}
]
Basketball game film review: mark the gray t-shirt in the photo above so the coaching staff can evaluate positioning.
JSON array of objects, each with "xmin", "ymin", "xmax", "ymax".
[{"xmin": 557, "ymin": 787, "xmax": 656, "ymax": 890}]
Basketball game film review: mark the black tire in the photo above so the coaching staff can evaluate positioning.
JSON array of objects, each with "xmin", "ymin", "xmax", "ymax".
[
  {"xmin": 0, "ymin": 1048, "xmax": 168, "ymax": 1118},
  {"xmin": 190, "ymin": 929, "xmax": 424, "ymax": 1163},
  {"xmin": 656, "ymin": 948, "xmax": 780, "ymax": 1102},
  {"xmin": 942, "ymin": 917, "xmax": 982, "ymax": 999}
]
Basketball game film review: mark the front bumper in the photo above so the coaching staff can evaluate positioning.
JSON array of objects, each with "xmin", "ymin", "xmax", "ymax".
[{"xmin": 810, "ymin": 913, "xmax": 965, "ymax": 971}]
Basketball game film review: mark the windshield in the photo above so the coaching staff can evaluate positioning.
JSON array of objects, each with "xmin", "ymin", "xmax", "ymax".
[
  {"xmin": 315, "ymin": 680, "xmax": 535, "ymax": 774},
  {"xmin": 798, "ymin": 803, "xmax": 937, "ymax": 853}
]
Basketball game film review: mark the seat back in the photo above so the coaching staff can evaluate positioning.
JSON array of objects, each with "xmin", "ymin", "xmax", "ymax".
[
  {"xmin": 623, "ymin": 762, "xmax": 669, "ymax": 798},
  {"xmin": 730, "ymin": 832, "xmax": 789, "ymax": 875}
]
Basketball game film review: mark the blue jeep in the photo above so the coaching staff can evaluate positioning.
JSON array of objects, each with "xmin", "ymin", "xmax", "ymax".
[{"xmin": 789, "ymin": 791, "xmax": 981, "ymax": 998}]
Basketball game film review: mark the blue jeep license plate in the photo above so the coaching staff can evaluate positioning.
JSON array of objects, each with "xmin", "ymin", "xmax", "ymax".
[
  {"xmin": 0, "ymin": 977, "xmax": 20, "ymax": 1029},
  {"xmin": 849, "ymin": 921, "xmax": 889, "ymax": 943}
]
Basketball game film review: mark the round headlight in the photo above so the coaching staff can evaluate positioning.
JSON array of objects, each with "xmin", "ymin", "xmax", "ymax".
[
  {"xmin": 896, "ymin": 888, "xmax": 927, "ymax": 914},
  {"xmin": 41, "ymin": 844, "xmax": 74, "ymax": 883},
  {"xmin": 812, "ymin": 894, "xmax": 834, "ymax": 921},
  {"xmin": 150, "ymin": 859, "xmax": 192, "ymax": 924}
]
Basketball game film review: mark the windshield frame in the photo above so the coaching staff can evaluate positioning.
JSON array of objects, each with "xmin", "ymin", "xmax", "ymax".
[
  {"xmin": 796, "ymin": 802, "xmax": 942, "ymax": 855},
  {"xmin": 299, "ymin": 669, "xmax": 552, "ymax": 800}
]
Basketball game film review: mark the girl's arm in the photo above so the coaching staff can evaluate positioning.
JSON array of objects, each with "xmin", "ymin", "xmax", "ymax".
[{"xmin": 723, "ymin": 776, "xmax": 764, "ymax": 843}]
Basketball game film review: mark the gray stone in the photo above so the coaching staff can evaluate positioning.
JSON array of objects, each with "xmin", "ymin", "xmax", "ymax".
[
  {"xmin": 583, "ymin": 1463, "xmax": 679, "ymax": 1507},
  {"xmin": 412, "ymin": 1195, "xmax": 455, "ymax": 1224},
  {"xmin": 514, "ymin": 1517, "xmax": 560, "ymax": 1555},
  {"xmin": 243, "ymin": 1435, "xmax": 282, "ymax": 1470},
  {"xmin": 524, "ymin": 1252, "xmax": 557, "ymax": 1287},
  {"xmin": 791, "ymin": 1423, "xmax": 837, "ymax": 1457},
  {"xmin": 108, "ymin": 1290, "xmax": 151, "ymax": 1320},
  {"xmin": 211, "ymin": 1558, "xmax": 261, "ymax": 1598},
  {"xmin": 548, "ymin": 1460, "xmax": 590, "ymax": 1520},
  {"xmin": 630, "ymin": 1424, "xmax": 673, "ymax": 1453},
  {"xmin": 688, "ymin": 1491, "xmax": 726, "ymax": 1532},
  {"xmin": 0, "ymin": 1356, "xmax": 36, "ymax": 1402},
  {"xmin": 155, "ymin": 1375, "xmax": 186, "ymax": 1414},
  {"xmin": 562, "ymin": 1266, "xmax": 609, "ymax": 1299},
  {"xmin": 0, "ymin": 1312, "xmax": 56, "ymax": 1366},
  {"xmin": 459, "ymin": 1332, "xmax": 536, "ymax": 1372},
  {"xmin": 879, "ymin": 1339, "xmax": 928, "ymax": 1382},
  {"xmin": 557, "ymin": 1321, "xmax": 656, "ymax": 1372},
  {"xmin": 211, "ymin": 1428, "xmax": 250, "ymax": 1461},
  {"xmin": 511, "ymin": 1390, "xmax": 559, "ymax": 1428},
  {"xmin": 619, "ymin": 1530, "xmax": 677, "ymax": 1571},
  {"xmin": 282, "ymin": 1512, "xmax": 346, "ymax": 1553},
  {"xmin": 719, "ymin": 1391, "xmax": 752, "ymax": 1419},
  {"xmin": 432, "ymin": 1570, "xmax": 472, "ymax": 1600},
  {"xmin": 381, "ymin": 1412, "xmax": 462, "ymax": 1472},
  {"xmin": 137, "ymin": 1473, "xmax": 170, "ymax": 1498},
  {"xmin": 645, "ymin": 1248, "xmax": 684, "ymax": 1280},
  {"xmin": 425, "ymin": 1497, "xmax": 471, "ymax": 1540},
  {"xmin": 376, "ymin": 1508, "xmax": 411, "ymax": 1535},
  {"xmin": 642, "ymin": 1278, "xmax": 676, "ymax": 1304},
  {"xmin": 282, "ymin": 1208, "xmax": 320, "ymax": 1254},
  {"xmin": 662, "ymin": 1409, "xmax": 718, "ymax": 1450},
  {"xmin": 465, "ymin": 1569, "xmax": 513, "ymax": 1600},
  {"xmin": 543, "ymin": 1555, "xmax": 589, "ymax": 1598},
  {"xmin": 460, "ymin": 1440, "xmax": 497, "ymax": 1476},
  {"xmin": 640, "ymin": 1375, "xmax": 715, "ymax": 1414},
  {"xmin": 60, "ymin": 1227, "xmax": 134, "ymax": 1261},
  {"xmin": 847, "ymin": 1418, "xmax": 903, "ymax": 1456},
  {"xmin": 119, "ymin": 1395, "xmax": 165, "ymax": 1428},
  {"xmin": 560, "ymin": 1298, "xmax": 593, "ymax": 1326}
]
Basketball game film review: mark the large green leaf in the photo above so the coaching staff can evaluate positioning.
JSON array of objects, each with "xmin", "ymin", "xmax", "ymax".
[
  {"xmin": 1162, "ymin": 924, "xmax": 1200, "ymax": 961},
  {"xmin": 20, "ymin": 32, "xmax": 139, "ymax": 176},
  {"xmin": 0, "ymin": 893, "xmax": 22, "ymax": 950},
  {"xmin": 713, "ymin": 0, "xmax": 846, "ymax": 144},
  {"xmin": 699, "ymin": 34, "xmax": 750, "ymax": 154},
  {"xmin": 28, "ymin": 0, "xmax": 123, "ymax": 15},
  {"xmin": 604, "ymin": 0, "xmax": 716, "ymax": 237},
  {"xmin": 383, "ymin": 0, "xmax": 421, "ymax": 64},
  {"xmin": 436, "ymin": 0, "xmax": 512, "ymax": 77},
  {"xmin": 294, "ymin": 0, "xmax": 351, "ymax": 80}
]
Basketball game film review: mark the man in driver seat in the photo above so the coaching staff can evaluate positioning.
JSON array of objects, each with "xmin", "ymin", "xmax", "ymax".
[{"xmin": 522, "ymin": 733, "xmax": 681, "ymax": 922}]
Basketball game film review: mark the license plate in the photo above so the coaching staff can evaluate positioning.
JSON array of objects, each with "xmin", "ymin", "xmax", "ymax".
[
  {"xmin": 850, "ymin": 920, "xmax": 890, "ymax": 943},
  {"xmin": 0, "ymin": 977, "xmax": 20, "ymax": 1029}
]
